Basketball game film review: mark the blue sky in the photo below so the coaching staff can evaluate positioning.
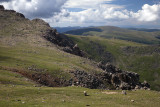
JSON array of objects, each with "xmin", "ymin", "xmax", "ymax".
[
  {"xmin": 109, "ymin": 0, "xmax": 155, "ymax": 11},
  {"xmin": 0, "ymin": 0, "xmax": 160, "ymax": 28}
]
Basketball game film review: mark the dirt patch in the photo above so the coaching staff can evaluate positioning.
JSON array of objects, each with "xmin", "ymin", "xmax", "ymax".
[
  {"xmin": 102, "ymin": 91, "xmax": 118, "ymax": 94},
  {"xmin": 0, "ymin": 66, "xmax": 70, "ymax": 87}
]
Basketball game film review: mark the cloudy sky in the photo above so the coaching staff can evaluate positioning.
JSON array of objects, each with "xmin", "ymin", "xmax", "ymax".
[{"xmin": 0, "ymin": 0, "xmax": 160, "ymax": 28}]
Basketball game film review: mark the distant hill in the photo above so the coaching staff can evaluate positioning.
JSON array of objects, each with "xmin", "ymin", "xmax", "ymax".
[
  {"xmin": 65, "ymin": 26, "xmax": 160, "ymax": 44},
  {"xmin": 54, "ymin": 26, "xmax": 84, "ymax": 33},
  {"xmin": 128, "ymin": 28, "xmax": 160, "ymax": 32}
]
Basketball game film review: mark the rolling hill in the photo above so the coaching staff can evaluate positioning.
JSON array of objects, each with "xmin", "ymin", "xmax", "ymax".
[
  {"xmin": 68, "ymin": 35, "xmax": 160, "ymax": 91},
  {"xmin": 65, "ymin": 26, "xmax": 160, "ymax": 44}
]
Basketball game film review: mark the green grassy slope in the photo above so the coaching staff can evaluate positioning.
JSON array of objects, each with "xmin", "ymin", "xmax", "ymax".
[
  {"xmin": 0, "ymin": 9, "xmax": 103, "ymax": 86},
  {"xmin": 0, "ymin": 69, "xmax": 160, "ymax": 107},
  {"xmin": 68, "ymin": 35, "xmax": 160, "ymax": 91},
  {"xmin": 65, "ymin": 26, "xmax": 160, "ymax": 44},
  {"xmin": 0, "ymin": 43, "xmax": 102, "ymax": 81}
]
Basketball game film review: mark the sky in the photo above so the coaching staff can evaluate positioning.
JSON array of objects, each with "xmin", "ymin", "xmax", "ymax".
[{"xmin": 0, "ymin": 0, "xmax": 160, "ymax": 28}]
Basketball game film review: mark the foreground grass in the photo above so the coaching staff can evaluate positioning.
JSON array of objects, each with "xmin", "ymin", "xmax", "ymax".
[{"xmin": 0, "ymin": 70, "xmax": 160, "ymax": 107}]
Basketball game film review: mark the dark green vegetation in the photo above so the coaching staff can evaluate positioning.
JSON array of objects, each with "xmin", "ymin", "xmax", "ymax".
[
  {"xmin": 0, "ymin": 69, "xmax": 160, "ymax": 107},
  {"xmin": 65, "ymin": 26, "xmax": 160, "ymax": 44},
  {"xmin": 68, "ymin": 34, "xmax": 160, "ymax": 91}
]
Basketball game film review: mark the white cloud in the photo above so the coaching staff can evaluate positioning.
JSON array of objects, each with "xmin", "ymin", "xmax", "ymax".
[
  {"xmin": 64, "ymin": 0, "xmax": 116, "ymax": 9},
  {"xmin": 45, "ymin": 2, "xmax": 160, "ymax": 27},
  {"xmin": 132, "ymin": 4, "xmax": 160, "ymax": 22},
  {"xmin": 1, "ymin": 0, "xmax": 160, "ymax": 28},
  {"xmin": 44, "ymin": 3, "xmax": 130, "ymax": 27},
  {"xmin": 0, "ymin": 0, "xmax": 67, "ymax": 18}
]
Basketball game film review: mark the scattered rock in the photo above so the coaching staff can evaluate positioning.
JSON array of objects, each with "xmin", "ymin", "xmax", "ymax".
[
  {"xmin": 62, "ymin": 100, "xmax": 65, "ymax": 102},
  {"xmin": 84, "ymin": 91, "xmax": 88, "ymax": 96},
  {"xmin": 141, "ymin": 80, "xmax": 150, "ymax": 89},
  {"xmin": 131, "ymin": 100, "xmax": 135, "ymax": 102},
  {"xmin": 22, "ymin": 101, "xmax": 25, "ymax": 104},
  {"xmin": 122, "ymin": 90, "xmax": 127, "ymax": 95}
]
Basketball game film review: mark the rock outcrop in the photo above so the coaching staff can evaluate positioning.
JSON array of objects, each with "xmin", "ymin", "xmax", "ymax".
[
  {"xmin": 69, "ymin": 70, "xmax": 105, "ymax": 89},
  {"xmin": 97, "ymin": 62, "xmax": 150, "ymax": 90},
  {"xmin": 68, "ymin": 62, "xmax": 150, "ymax": 90},
  {"xmin": 16, "ymin": 12, "xmax": 25, "ymax": 18},
  {"xmin": 66, "ymin": 63, "xmax": 150, "ymax": 90},
  {"xmin": 43, "ymin": 28, "xmax": 84, "ymax": 57},
  {"xmin": 0, "ymin": 5, "xmax": 4, "ymax": 10}
]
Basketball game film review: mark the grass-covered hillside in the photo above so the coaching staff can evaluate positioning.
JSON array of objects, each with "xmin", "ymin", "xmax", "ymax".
[
  {"xmin": 1, "ymin": 69, "xmax": 160, "ymax": 107},
  {"xmin": 65, "ymin": 26, "xmax": 160, "ymax": 44},
  {"xmin": 68, "ymin": 35, "xmax": 160, "ymax": 91},
  {"xmin": 0, "ymin": 8, "xmax": 104, "ymax": 86},
  {"xmin": 0, "ymin": 6, "xmax": 160, "ymax": 106}
]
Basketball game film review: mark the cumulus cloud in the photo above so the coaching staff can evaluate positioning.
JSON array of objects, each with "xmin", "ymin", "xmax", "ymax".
[
  {"xmin": 44, "ymin": 3, "xmax": 130, "ymax": 27},
  {"xmin": 1, "ymin": 0, "xmax": 160, "ymax": 27},
  {"xmin": 64, "ymin": 0, "xmax": 119, "ymax": 9},
  {"xmin": 0, "ymin": 0, "xmax": 67, "ymax": 18},
  {"xmin": 132, "ymin": 4, "xmax": 160, "ymax": 22},
  {"xmin": 45, "ymin": 2, "xmax": 160, "ymax": 27},
  {"xmin": 0, "ymin": 0, "xmax": 12, "ymax": 2}
]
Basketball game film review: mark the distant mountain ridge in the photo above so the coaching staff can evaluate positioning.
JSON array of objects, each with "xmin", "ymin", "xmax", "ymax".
[
  {"xmin": 65, "ymin": 26, "xmax": 160, "ymax": 44},
  {"xmin": 128, "ymin": 28, "xmax": 160, "ymax": 32},
  {"xmin": 54, "ymin": 27, "xmax": 84, "ymax": 33}
]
